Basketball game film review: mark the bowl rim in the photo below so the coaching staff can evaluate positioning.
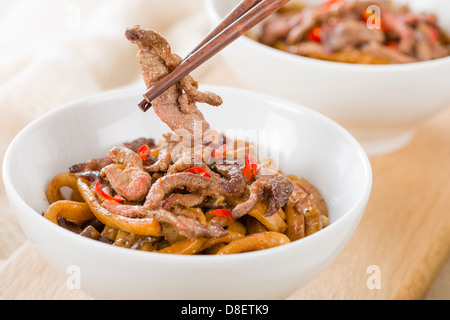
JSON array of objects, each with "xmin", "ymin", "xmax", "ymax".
[
  {"xmin": 204, "ymin": 0, "xmax": 450, "ymax": 71},
  {"xmin": 2, "ymin": 84, "xmax": 372, "ymax": 263}
]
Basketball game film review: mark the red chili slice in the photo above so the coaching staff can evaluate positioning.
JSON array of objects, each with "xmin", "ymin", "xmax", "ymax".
[
  {"xmin": 243, "ymin": 155, "xmax": 258, "ymax": 182},
  {"xmin": 209, "ymin": 209, "xmax": 234, "ymax": 224},
  {"xmin": 212, "ymin": 144, "xmax": 230, "ymax": 159},
  {"xmin": 95, "ymin": 180, "xmax": 125, "ymax": 202},
  {"xmin": 323, "ymin": 0, "xmax": 343, "ymax": 9},
  {"xmin": 307, "ymin": 26, "xmax": 322, "ymax": 43},
  {"xmin": 361, "ymin": 9, "xmax": 372, "ymax": 22},
  {"xmin": 428, "ymin": 27, "xmax": 439, "ymax": 43},
  {"xmin": 183, "ymin": 167, "xmax": 212, "ymax": 178},
  {"xmin": 137, "ymin": 144, "xmax": 151, "ymax": 160},
  {"xmin": 386, "ymin": 40, "xmax": 398, "ymax": 49}
]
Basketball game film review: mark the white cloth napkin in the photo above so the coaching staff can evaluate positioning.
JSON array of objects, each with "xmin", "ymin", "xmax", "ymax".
[{"xmin": 0, "ymin": 0, "xmax": 241, "ymax": 261}]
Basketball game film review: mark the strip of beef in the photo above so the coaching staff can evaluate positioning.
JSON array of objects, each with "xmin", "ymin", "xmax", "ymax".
[
  {"xmin": 154, "ymin": 211, "xmax": 227, "ymax": 238},
  {"xmin": 213, "ymin": 164, "xmax": 247, "ymax": 196},
  {"xmin": 363, "ymin": 42, "xmax": 417, "ymax": 64},
  {"xmin": 103, "ymin": 200, "xmax": 227, "ymax": 238},
  {"xmin": 230, "ymin": 164, "xmax": 293, "ymax": 219},
  {"xmin": 123, "ymin": 137, "xmax": 156, "ymax": 152},
  {"xmin": 101, "ymin": 147, "xmax": 152, "ymax": 202},
  {"xmin": 284, "ymin": 0, "xmax": 382, "ymax": 44},
  {"xmin": 125, "ymin": 26, "xmax": 222, "ymax": 135},
  {"xmin": 143, "ymin": 167, "xmax": 247, "ymax": 211},
  {"xmin": 414, "ymin": 22, "xmax": 449, "ymax": 61},
  {"xmin": 70, "ymin": 137, "xmax": 156, "ymax": 173},
  {"xmin": 321, "ymin": 19, "xmax": 385, "ymax": 52},
  {"xmin": 145, "ymin": 148, "xmax": 172, "ymax": 173},
  {"xmin": 69, "ymin": 156, "xmax": 113, "ymax": 173},
  {"xmin": 232, "ymin": 180, "xmax": 265, "ymax": 219},
  {"xmin": 261, "ymin": 172, "xmax": 294, "ymax": 217},
  {"xmin": 381, "ymin": 9, "xmax": 415, "ymax": 54},
  {"xmin": 166, "ymin": 147, "xmax": 209, "ymax": 174},
  {"xmin": 259, "ymin": 13, "xmax": 293, "ymax": 46},
  {"xmin": 286, "ymin": 5, "xmax": 326, "ymax": 44},
  {"xmin": 162, "ymin": 193, "xmax": 206, "ymax": 210},
  {"xmin": 76, "ymin": 170, "xmax": 101, "ymax": 183}
]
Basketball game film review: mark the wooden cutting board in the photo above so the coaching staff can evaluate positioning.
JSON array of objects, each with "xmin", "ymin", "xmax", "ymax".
[{"xmin": 1, "ymin": 103, "xmax": 449, "ymax": 300}]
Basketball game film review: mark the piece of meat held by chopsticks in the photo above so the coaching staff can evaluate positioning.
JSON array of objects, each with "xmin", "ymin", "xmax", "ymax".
[{"xmin": 125, "ymin": 26, "xmax": 222, "ymax": 135}]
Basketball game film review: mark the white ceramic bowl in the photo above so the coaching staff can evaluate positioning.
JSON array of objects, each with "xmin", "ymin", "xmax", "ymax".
[
  {"xmin": 205, "ymin": 0, "xmax": 450, "ymax": 156},
  {"xmin": 3, "ymin": 85, "xmax": 372, "ymax": 299}
]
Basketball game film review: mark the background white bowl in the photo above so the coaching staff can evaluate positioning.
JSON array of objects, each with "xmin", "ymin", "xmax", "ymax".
[
  {"xmin": 205, "ymin": 0, "xmax": 450, "ymax": 156},
  {"xmin": 3, "ymin": 85, "xmax": 371, "ymax": 299}
]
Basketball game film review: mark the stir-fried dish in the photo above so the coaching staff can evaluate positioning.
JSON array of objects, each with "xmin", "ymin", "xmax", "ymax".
[
  {"xmin": 256, "ymin": 0, "xmax": 450, "ymax": 64},
  {"xmin": 43, "ymin": 26, "xmax": 328, "ymax": 255}
]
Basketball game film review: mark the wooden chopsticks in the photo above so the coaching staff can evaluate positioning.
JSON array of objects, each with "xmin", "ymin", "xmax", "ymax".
[{"xmin": 138, "ymin": 0, "xmax": 290, "ymax": 111}]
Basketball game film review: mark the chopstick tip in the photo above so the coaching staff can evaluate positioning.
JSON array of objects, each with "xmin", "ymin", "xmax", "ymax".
[{"xmin": 138, "ymin": 99, "xmax": 152, "ymax": 112}]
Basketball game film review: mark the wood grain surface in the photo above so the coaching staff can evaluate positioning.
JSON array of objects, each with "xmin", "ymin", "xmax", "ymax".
[{"xmin": 1, "ymin": 100, "xmax": 449, "ymax": 300}]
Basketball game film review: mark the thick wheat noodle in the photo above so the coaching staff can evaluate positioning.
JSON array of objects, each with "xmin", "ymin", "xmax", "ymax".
[
  {"xmin": 198, "ymin": 231, "xmax": 245, "ymax": 252},
  {"xmin": 157, "ymin": 238, "xmax": 206, "ymax": 254},
  {"xmin": 44, "ymin": 200, "xmax": 94, "ymax": 226},
  {"xmin": 46, "ymin": 172, "xmax": 84, "ymax": 204},
  {"xmin": 285, "ymin": 199, "xmax": 305, "ymax": 241},
  {"xmin": 246, "ymin": 216, "xmax": 268, "ymax": 234},
  {"xmin": 291, "ymin": 176, "xmax": 328, "ymax": 217},
  {"xmin": 226, "ymin": 220, "xmax": 247, "ymax": 235},
  {"xmin": 247, "ymin": 202, "xmax": 287, "ymax": 233},
  {"xmin": 77, "ymin": 178, "xmax": 161, "ymax": 236},
  {"xmin": 291, "ymin": 183, "xmax": 322, "ymax": 236},
  {"xmin": 158, "ymin": 230, "xmax": 248, "ymax": 254},
  {"xmin": 216, "ymin": 231, "xmax": 291, "ymax": 255}
]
